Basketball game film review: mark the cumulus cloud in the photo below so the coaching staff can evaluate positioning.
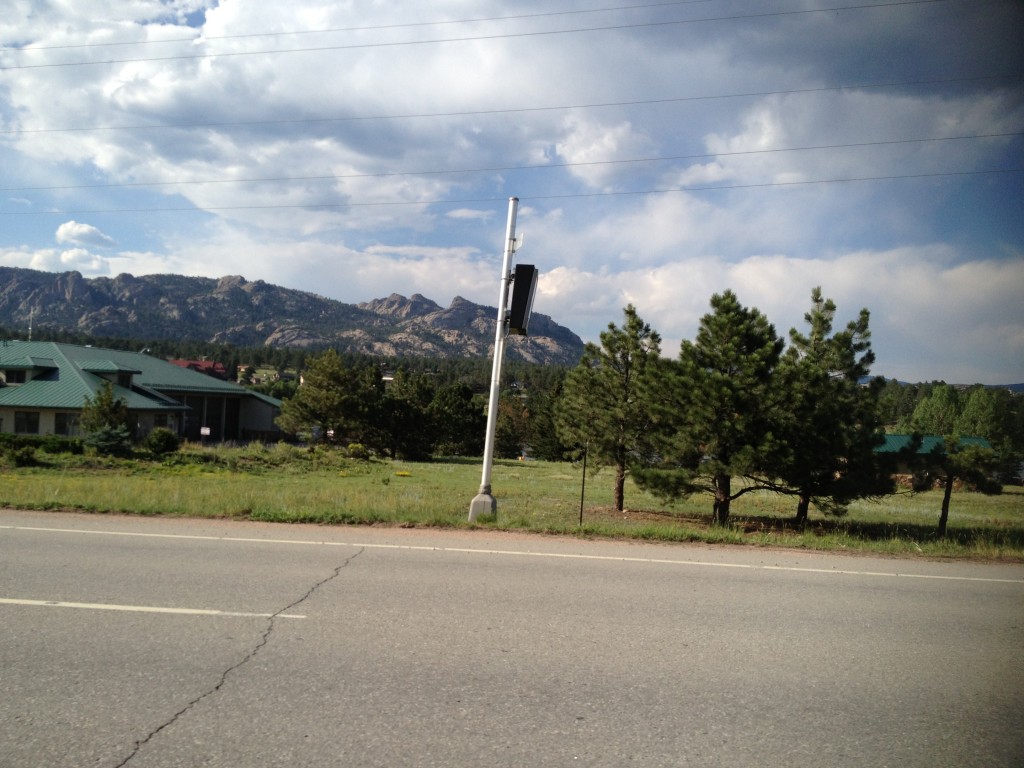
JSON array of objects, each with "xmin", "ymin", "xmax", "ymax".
[
  {"xmin": 0, "ymin": 1, "xmax": 1021, "ymax": 383},
  {"xmin": 0, "ymin": 245, "xmax": 109, "ymax": 274},
  {"xmin": 55, "ymin": 221, "xmax": 117, "ymax": 248},
  {"xmin": 536, "ymin": 244, "xmax": 1024, "ymax": 385},
  {"xmin": 556, "ymin": 117, "xmax": 655, "ymax": 189}
]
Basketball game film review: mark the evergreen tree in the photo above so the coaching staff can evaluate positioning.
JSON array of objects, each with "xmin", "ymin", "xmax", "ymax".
[
  {"xmin": 428, "ymin": 383, "xmax": 485, "ymax": 457},
  {"xmin": 525, "ymin": 375, "xmax": 571, "ymax": 461},
  {"xmin": 380, "ymin": 369, "xmax": 437, "ymax": 460},
  {"xmin": 908, "ymin": 384, "xmax": 1005, "ymax": 535},
  {"xmin": 495, "ymin": 394, "xmax": 530, "ymax": 459},
  {"xmin": 956, "ymin": 386, "xmax": 1003, "ymax": 440},
  {"xmin": 636, "ymin": 291, "xmax": 784, "ymax": 525},
  {"xmin": 80, "ymin": 380, "xmax": 132, "ymax": 456},
  {"xmin": 929, "ymin": 439, "xmax": 1002, "ymax": 537},
  {"xmin": 555, "ymin": 305, "xmax": 661, "ymax": 512},
  {"xmin": 763, "ymin": 288, "xmax": 889, "ymax": 524},
  {"xmin": 275, "ymin": 350, "xmax": 382, "ymax": 446},
  {"xmin": 910, "ymin": 383, "xmax": 961, "ymax": 434}
]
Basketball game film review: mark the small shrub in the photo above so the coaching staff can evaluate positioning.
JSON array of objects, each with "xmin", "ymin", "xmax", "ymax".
[
  {"xmin": 39, "ymin": 435, "xmax": 85, "ymax": 455},
  {"xmin": 10, "ymin": 445, "xmax": 40, "ymax": 467},
  {"xmin": 346, "ymin": 443, "xmax": 370, "ymax": 460},
  {"xmin": 84, "ymin": 424, "xmax": 133, "ymax": 457},
  {"xmin": 144, "ymin": 427, "xmax": 181, "ymax": 456}
]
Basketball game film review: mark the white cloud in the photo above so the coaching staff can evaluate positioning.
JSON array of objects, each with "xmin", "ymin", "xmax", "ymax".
[
  {"xmin": 538, "ymin": 246, "xmax": 1024, "ymax": 385},
  {"xmin": 447, "ymin": 208, "xmax": 494, "ymax": 221},
  {"xmin": 556, "ymin": 117, "xmax": 655, "ymax": 189},
  {"xmin": 0, "ymin": 245, "xmax": 110, "ymax": 274},
  {"xmin": 0, "ymin": 1, "xmax": 1020, "ymax": 384},
  {"xmin": 55, "ymin": 221, "xmax": 117, "ymax": 248}
]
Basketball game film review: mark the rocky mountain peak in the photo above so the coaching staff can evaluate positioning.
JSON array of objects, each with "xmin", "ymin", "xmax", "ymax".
[
  {"xmin": 359, "ymin": 293, "xmax": 442, "ymax": 319},
  {"xmin": 0, "ymin": 267, "xmax": 585, "ymax": 366}
]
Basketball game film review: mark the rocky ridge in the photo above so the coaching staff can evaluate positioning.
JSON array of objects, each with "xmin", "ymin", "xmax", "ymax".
[{"xmin": 0, "ymin": 267, "xmax": 584, "ymax": 365}]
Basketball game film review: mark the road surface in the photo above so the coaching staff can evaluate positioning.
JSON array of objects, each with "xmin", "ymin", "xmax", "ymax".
[{"xmin": 2, "ymin": 509, "xmax": 1022, "ymax": 767}]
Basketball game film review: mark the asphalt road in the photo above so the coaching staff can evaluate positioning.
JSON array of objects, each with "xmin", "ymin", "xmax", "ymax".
[{"xmin": 1, "ymin": 509, "xmax": 1022, "ymax": 768}]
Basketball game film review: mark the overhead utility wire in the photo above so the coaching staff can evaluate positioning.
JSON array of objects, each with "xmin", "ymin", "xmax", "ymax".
[
  {"xmin": 3, "ymin": 168, "xmax": 1020, "ymax": 216},
  {"xmin": 4, "ymin": 1, "xmax": 719, "ymax": 51},
  {"xmin": 0, "ymin": 1, "xmax": 949, "ymax": 70},
  {"xmin": 6, "ymin": 74, "xmax": 1012, "ymax": 136},
  {"xmin": 1, "ymin": 132, "xmax": 1017, "ymax": 193}
]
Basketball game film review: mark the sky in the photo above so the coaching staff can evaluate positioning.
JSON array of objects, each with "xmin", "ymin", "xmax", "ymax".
[{"xmin": 1, "ymin": 0, "xmax": 1022, "ymax": 384}]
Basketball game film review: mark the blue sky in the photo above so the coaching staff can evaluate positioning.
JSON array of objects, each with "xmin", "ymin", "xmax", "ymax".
[{"xmin": 1, "ymin": 0, "xmax": 1022, "ymax": 383}]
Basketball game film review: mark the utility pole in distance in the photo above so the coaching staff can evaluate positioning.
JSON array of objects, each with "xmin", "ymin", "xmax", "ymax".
[{"xmin": 469, "ymin": 197, "xmax": 521, "ymax": 522}]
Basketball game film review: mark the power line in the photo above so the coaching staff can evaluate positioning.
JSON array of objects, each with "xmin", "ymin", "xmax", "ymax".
[
  {"xmin": 2, "ymin": 1, "xmax": 719, "ymax": 51},
  {"xmin": 6, "ymin": 74, "xmax": 1014, "ymax": 136},
  {"xmin": 1, "ymin": 132, "xmax": 1017, "ymax": 193},
  {"xmin": 0, "ymin": 0, "xmax": 950, "ymax": 71},
  {"xmin": 3, "ymin": 167, "xmax": 1019, "ymax": 216}
]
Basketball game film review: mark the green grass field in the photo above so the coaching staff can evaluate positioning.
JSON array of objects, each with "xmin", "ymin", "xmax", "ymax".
[{"xmin": 2, "ymin": 442, "xmax": 1022, "ymax": 560}]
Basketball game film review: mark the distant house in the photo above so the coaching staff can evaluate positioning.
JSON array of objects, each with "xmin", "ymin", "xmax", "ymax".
[
  {"xmin": 0, "ymin": 340, "xmax": 282, "ymax": 442},
  {"xmin": 875, "ymin": 434, "xmax": 993, "ymax": 473},
  {"xmin": 169, "ymin": 358, "xmax": 230, "ymax": 381}
]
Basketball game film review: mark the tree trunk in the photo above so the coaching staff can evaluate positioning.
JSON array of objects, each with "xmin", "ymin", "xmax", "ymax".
[
  {"xmin": 938, "ymin": 470, "xmax": 953, "ymax": 538},
  {"xmin": 614, "ymin": 461, "xmax": 626, "ymax": 513},
  {"xmin": 712, "ymin": 473, "xmax": 731, "ymax": 525},
  {"xmin": 794, "ymin": 493, "xmax": 810, "ymax": 528}
]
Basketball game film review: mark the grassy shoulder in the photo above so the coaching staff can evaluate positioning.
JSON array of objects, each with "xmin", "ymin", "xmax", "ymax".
[{"xmin": 2, "ymin": 442, "xmax": 1022, "ymax": 561}]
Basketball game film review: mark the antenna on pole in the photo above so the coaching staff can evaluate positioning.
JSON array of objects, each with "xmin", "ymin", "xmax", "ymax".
[{"xmin": 469, "ymin": 197, "xmax": 520, "ymax": 522}]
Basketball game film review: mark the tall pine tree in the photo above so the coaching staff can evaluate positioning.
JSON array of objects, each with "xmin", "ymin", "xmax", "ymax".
[
  {"xmin": 555, "ymin": 305, "xmax": 661, "ymax": 512},
  {"xmin": 762, "ymin": 288, "xmax": 889, "ymax": 524},
  {"xmin": 637, "ymin": 291, "xmax": 784, "ymax": 525}
]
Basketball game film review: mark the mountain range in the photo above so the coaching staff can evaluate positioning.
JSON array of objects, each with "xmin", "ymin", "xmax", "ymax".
[{"xmin": 0, "ymin": 267, "xmax": 585, "ymax": 366}]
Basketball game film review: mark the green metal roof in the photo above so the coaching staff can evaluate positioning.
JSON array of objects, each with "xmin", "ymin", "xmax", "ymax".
[
  {"xmin": 0, "ymin": 340, "xmax": 280, "ymax": 412},
  {"xmin": 876, "ymin": 434, "xmax": 992, "ymax": 454},
  {"xmin": 0, "ymin": 355, "xmax": 57, "ymax": 370},
  {"xmin": 78, "ymin": 359, "xmax": 142, "ymax": 374}
]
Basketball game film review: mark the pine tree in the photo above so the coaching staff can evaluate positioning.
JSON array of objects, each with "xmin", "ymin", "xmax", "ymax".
[
  {"xmin": 909, "ymin": 384, "xmax": 1005, "ymax": 535},
  {"xmin": 636, "ymin": 291, "xmax": 784, "ymax": 525},
  {"xmin": 555, "ymin": 305, "xmax": 661, "ymax": 512},
  {"xmin": 910, "ymin": 383, "xmax": 961, "ymax": 435},
  {"xmin": 766, "ymin": 288, "xmax": 889, "ymax": 524},
  {"xmin": 275, "ymin": 350, "xmax": 382, "ymax": 446},
  {"xmin": 80, "ymin": 380, "xmax": 132, "ymax": 456}
]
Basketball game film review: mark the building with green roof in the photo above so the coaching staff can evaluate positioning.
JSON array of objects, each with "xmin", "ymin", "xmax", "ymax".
[
  {"xmin": 876, "ymin": 434, "xmax": 992, "ymax": 455},
  {"xmin": 0, "ymin": 340, "xmax": 282, "ymax": 442},
  {"xmin": 874, "ymin": 434, "xmax": 993, "ymax": 474}
]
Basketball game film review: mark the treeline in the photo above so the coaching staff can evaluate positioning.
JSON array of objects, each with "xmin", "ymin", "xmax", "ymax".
[
  {"xmin": 11, "ymin": 308, "xmax": 1023, "ymax": 528},
  {"xmin": 550, "ymin": 289, "xmax": 1022, "ymax": 527},
  {"xmin": 878, "ymin": 380, "xmax": 1024, "ymax": 453},
  {"xmin": 3, "ymin": 321, "xmax": 562, "ymax": 398},
  {"xmin": 271, "ymin": 349, "xmax": 571, "ymax": 461}
]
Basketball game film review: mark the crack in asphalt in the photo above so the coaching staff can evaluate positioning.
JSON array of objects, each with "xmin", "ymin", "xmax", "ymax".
[{"xmin": 113, "ymin": 548, "xmax": 365, "ymax": 768}]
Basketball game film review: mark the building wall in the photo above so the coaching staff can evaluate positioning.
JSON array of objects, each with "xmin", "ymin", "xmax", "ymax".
[
  {"xmin": 0, "ymin": 407, "xmax": 181, "ymax": 438},
  {"xmin": 0, "ymin": 398, "xmax": 275, "ymax": 442}
]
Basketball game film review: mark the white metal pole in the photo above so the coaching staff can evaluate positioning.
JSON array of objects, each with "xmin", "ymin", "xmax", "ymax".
[{"xmin": 469, "ymin": 196, "xmax": 518, "ymax": 522}]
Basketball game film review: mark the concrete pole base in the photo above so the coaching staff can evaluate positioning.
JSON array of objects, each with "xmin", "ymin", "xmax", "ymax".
[{"xmin": 468, "ymin": 489, "xmax": 496, "ymax": 522}]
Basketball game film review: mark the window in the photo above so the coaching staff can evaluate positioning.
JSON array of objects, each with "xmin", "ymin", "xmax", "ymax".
[
  {"xmin": 55, "ymin": 412, "xmax": 80, "ymax": 436},
  {"xmin": 14, "ymin": 411, "xmax": 39, "ymax": 434},
  {"xmin": 4, "ymin": 370, "xmax": 26, "ymax": 384}
]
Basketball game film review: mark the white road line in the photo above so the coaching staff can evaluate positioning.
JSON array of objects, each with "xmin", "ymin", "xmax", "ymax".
[
  {"xmin": 3, "ymin": 523, "xmax": 1022, "ymax": 584},
  {"xmin": 0, "ymin": 597, "xmax": 306, "ymax": 619}
]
